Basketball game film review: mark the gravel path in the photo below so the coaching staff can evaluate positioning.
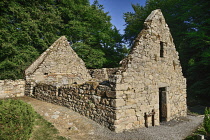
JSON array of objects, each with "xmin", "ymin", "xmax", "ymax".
[{"xmin": 18, "ymin": 96, "xmax": 203, "ymax": 140}]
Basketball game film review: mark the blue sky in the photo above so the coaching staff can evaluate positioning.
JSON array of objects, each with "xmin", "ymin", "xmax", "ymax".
[{"xmin": 90, "ymin": 0, "xmax": 146, "ymax": 34}]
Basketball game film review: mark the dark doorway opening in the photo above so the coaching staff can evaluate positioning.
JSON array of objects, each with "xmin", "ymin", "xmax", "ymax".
[{"xmin": 159, "ymin": 87, "xmax": 167, "ymax": 122}]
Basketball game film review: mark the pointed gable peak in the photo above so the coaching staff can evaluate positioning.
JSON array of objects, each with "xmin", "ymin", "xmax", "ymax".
[
  {"xmin": 145, "ymin": 9, "xmax": 163, "ymax": 22},
  {"xmin": 143, "ymin": 9, "xmax": 167, "ymax": 29},
  {"xmin": 25, "ymin": 36, "xmax": 76, "ymax": 76},
  {"xmin": 55, "ymin": 36, "xmax": 68, "ymax": 43},
  {"xmin": 120, "ymin": 9, "xmax": 175, "ymax": 67}
]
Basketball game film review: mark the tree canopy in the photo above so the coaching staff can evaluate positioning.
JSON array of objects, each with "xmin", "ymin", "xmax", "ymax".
[{"xmin": 0, "ymin": 0, "xmax": 127, "ymax": 79}]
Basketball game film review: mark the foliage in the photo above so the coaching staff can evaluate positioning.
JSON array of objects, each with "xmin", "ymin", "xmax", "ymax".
[
  {"xmin": 57, "ymin": 0, "xmax": 127, "ymax": 68},
  {"xmin": 0, "ymin": 99, "xmax": 36, "ymax": 140},
  {"xmin": 0, "ymin": 0, "xmax": 61, "ymax": 79},
  {"xmin": 123, "ymin": 0, "xmax": 210, "ymax": 100},
  {"xmin": 72, "ymin": 42, "xmax": 106, "ymax": 68},
  {"xmin": 0, "ymin": 0, "xmax": 126, "ymax": 79},
  {"xmin": 204, "ymin": 108, "xmax": 210, "ymax": 135},
  {"xmin": 180, "ymin": 0, "xmax": 210, "ymax": 99}
]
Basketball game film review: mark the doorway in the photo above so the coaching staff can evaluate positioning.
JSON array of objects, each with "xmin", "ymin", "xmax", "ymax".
[{"xmin": 159, "ymin": 87, "xmax": 167, "ymax": 122}]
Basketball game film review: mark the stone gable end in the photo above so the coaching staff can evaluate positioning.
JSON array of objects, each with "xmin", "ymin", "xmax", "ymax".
[
  {"xmin": 114, "ymin": 9, "xmax": 187, "ymax": 132},
  {"xmin": 25, "ymin": 36, "xmax": 91, "ymax": 85}
]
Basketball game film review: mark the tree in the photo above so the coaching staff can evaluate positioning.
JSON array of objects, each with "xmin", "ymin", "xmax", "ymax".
[
  {"xmin": 57, "ymin": 0, "xmax": 127, "ymax": 68},
  {"xmin": 0, "ymin": 0, "xmax": 62, "ymax": 79},
  {"xmin": 180, "ymin": 0, "xmax": 210, "ymax": 98},
  {"xmin": 0, "ymin": 0, "xmax": 126, "ymax": 79}
]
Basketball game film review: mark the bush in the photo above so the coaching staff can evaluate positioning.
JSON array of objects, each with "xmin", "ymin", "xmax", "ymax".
[
  {"xmin": 0, "ymin": 99, "xmax": 36, "ymax": 140},
  {"xmin": 204, "ymin": 107, "xmax": 210, "ymax": 137}
]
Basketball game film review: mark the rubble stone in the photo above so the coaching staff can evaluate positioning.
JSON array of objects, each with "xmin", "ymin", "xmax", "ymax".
[{"xmin": 21, "ymin": 9, "xmax": 187, "ymax": 133}]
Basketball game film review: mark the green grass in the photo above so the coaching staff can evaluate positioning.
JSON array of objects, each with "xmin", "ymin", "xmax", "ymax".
[
  {"xmin": 0, "ymin": 99, "xmax": 36, "ymax": 140},
  {"xmin": 30, "ymin": 111, "xmax": 68, "ymax": 140},
  {"xmin": 0, "ymin": 99, "xmax": 68, "ymax": 140}
]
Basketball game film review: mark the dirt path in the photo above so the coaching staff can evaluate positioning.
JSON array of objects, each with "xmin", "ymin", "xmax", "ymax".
[{"xmin": 18, "ymin": 96, "xmax": 204, "ymax": 140}]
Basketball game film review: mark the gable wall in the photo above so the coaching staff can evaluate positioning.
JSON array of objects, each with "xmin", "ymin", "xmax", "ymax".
[
  {"xmin": 113, "ymin": 10, "xmax": 187, "ymax": 132},
  {"xmin": 25, "ymin": 36, "xmax": 91, "ymax": 86}
]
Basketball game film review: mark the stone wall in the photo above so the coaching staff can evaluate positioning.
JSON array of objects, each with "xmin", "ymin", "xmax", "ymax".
[
  {"xmin": 31, "ymin": 82, "xmax": 117, "ymax": 130},
  {"xmin": 24, "ymin": 9, "xmax": 187, "ymax": 133},
  {"xmin": 0, "ymin": 80, "xmax": 25, "ymax": 98},
  {"xmin": 88, "ymin": 68, "xmax": 120, "ymax": 82},
  {"xmin": 25, "ymin": 36, "xmax": 91, "ymax": 95},
  {"xmin": 111, "ymin": 9, "xmax": 187, "ymax": 132},
  {"xmin": 25, "ymin": 36, "xmax": 91, "ymax": 85}
]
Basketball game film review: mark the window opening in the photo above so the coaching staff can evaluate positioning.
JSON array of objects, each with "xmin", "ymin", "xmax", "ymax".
[{"xmin": 160, "ymin": 41, "xmax": 164, "ymax": 57}]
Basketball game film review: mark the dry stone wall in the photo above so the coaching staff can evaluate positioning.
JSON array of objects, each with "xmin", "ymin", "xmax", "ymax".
[
  {"xmin": 0, "ymin": 80, "xmax": 25, "ymax": 98},
  {"xmin": 31, "ymin": 82, "xmax": 117, "ymax": 130}
]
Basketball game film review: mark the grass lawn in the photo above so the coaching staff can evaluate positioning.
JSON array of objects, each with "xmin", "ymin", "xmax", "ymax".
[{"xmin": 0, "ymin": 98, "xmax": 68, "ymax": 140}]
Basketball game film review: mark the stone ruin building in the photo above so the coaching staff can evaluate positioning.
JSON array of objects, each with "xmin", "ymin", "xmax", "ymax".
[{"xmin": 24, "ymin": 9, "xmax": 187, "ymax": 132}]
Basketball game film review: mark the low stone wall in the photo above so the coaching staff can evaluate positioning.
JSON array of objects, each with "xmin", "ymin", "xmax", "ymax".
[
  {"xmin": 0, "ymin": 79, "xmax": 25, "ymax": 98},
  {"xmin": 31, "ymin": 82, "xmax": 117, "ymax": 130},
  {"xmin": 88, "ymin": 68, "xmax": 120, "ymax": 82}
]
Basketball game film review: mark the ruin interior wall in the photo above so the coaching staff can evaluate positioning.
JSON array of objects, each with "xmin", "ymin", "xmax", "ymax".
[{"xmin": 88, "ymin": 68, "xmax": 120, "ymax": 82}]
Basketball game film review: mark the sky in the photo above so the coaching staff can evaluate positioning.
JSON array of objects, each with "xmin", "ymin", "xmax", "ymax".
[{"xmin": 90, "ymin": 0, "xmax": 146, "ymax": 34}]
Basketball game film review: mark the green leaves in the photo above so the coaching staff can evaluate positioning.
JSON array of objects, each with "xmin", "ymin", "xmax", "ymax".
[
  {"xmin": 204, "ymin": 108, "xmax": 210, "ymax": 135},
  {"xmin": 0, "ymin": 0, "xmax": 62, "ymax": 79},
  {"xmin": 180, "ymin": 0, "xmax": 210, "ymax": 99},
  {"xmin": 0, "ymin": 99, "xmax": 36, "ymax": 140},
  {"xmin": 0, "ymin": 0, "xmax": 125, "ymax": 79},
  {"xmin": 72, "ymin": 42, "xmax": 106, "ymax": 68}
]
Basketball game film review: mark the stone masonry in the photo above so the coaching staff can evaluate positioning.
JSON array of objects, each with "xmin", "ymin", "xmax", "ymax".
[
  {"xmin": 24, "ymin": 9, "xmax": 187, "ymax": 133},
  {"xmin": 0, "ymin": 80, "xmax": 25, "ymax": 98},
  {"xmin": 32, "ymin": 82, "xmax": 117, "ymax": 130},
  {"xmin": 111, "ymin": 9, "xmax": 187, "ymax": 132},
  {"xmin": 25, "ymin": 36, "xmax": 91, "ymax": 95}
]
